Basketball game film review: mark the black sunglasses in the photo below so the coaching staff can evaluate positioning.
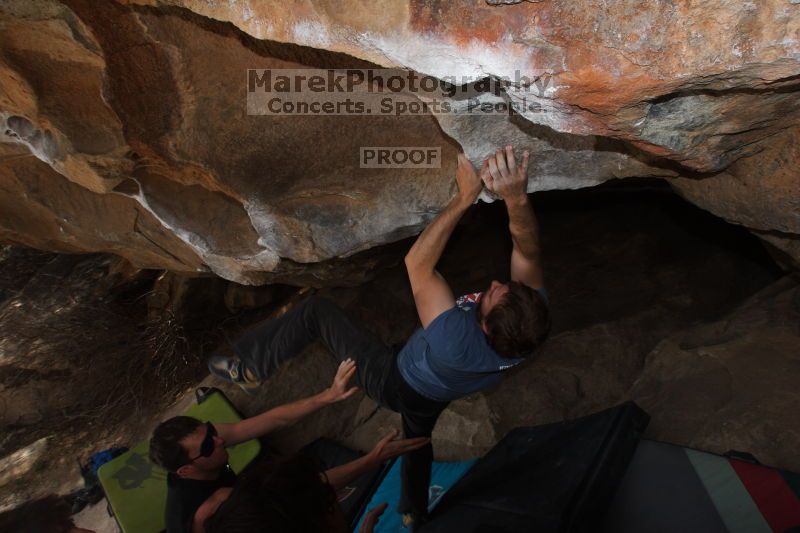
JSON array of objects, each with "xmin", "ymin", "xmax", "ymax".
[{"xmin": 184, "ymin": 422, "xmax": 217, "ymax": 464}]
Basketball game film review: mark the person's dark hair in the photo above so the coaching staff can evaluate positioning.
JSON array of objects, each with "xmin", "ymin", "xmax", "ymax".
[
  {"xmin": 206, "ymin": 455, "xmax": 341, "ymax": 533},
  {"xmin": 148, "ymin": 416, "xmax": 203, "ymax": 472},
  {"xmin": 482, "ymin": 281, "xmax": 550, "ymax": 358}
]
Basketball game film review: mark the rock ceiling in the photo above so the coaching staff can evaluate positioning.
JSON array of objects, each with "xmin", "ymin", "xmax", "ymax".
[{"xmin": 1, "ymin": 0, "xmax": 798, "ymax": 284}]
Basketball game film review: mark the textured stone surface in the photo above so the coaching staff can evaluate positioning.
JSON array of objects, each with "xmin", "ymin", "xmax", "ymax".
[
  {"xmin": 129, "ymin": 0, "xmax": 800, "ymax": 167},
  {"xmin": 630, "ymin": 276, "xmax": 800, "ymax": 471},
  {"xmin": 1, "ymin": 0, "xmax": 799, "ymax": 281},
  {"xmin": 670, "ymin": 127, "xmax": 800, "ymax": 269},
  {"xmin": 0, "ymin": 144, "xmax": 204, "ymax": 271},
  {"xmin": 1, "ymin": 0, "xmax": 457, "ymax": 284}
]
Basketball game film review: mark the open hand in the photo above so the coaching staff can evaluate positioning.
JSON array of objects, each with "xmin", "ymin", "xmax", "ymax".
[
  {"xmin": 456, "ymin": 152, "xmax": 483, "ymax": 205},
  {"xmin": 325, "ymin": 359, "xmax": 360, "ymax": 403},
  {"xmin": 481, "ymin": 145, "xmax": 530, "ymax": 201},
  {"xmin": 367, "ymin": 429, "xmax": 430, "ymax": 465}
]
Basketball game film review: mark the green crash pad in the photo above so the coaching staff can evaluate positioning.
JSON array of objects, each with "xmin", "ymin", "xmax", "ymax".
[{"xmin": 97, "ymin": 390, "xmax": 261, "ymax": 533}]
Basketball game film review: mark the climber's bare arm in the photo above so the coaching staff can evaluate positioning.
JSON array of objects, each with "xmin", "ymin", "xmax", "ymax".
[
  {"xmin": 483, "ymin": 146, "xmax": 544, "ymax": 289},
  {"xmin": 405, "ymin": 153, "xmax": 482, "ymax": 327},
  {"xmin": 215, "ymin": 360, "xmax": 359, "ymax": 445},
  {"xmin": 507, "ymin": 197, "xmax": 544, "ymax": 289}
]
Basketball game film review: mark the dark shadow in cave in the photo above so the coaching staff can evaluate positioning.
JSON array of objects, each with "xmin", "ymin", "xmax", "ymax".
[{"xmin": 429, "ymin": 177, "xmax": 785, "ymax": 336}]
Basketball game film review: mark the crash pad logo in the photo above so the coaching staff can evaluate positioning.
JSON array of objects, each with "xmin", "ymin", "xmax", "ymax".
[
  {"xmin": 428, "ymin": 485, "xmax": 445, "ymax": 510},
  {"xmin": 336, "ymin": 485, "xmax": 357, "ymax": 502},
  {"xmin": 112, "ymin": 452, "xmax": 165, "ymax": 490}
]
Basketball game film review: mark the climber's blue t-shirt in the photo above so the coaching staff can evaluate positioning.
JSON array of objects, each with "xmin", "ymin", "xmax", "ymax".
[{"xmin": 397, "ymin": 288, "xmax": 547, "ymax": 402}]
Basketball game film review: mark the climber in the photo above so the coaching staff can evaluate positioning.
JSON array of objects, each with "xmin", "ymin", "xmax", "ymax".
[
  {"xmin": 148, "ymin": 360, "xmax": 429, "ymax": 533},
  {"xmin": 207, "ymin": 145, "xmax": 550, "ymax": 530}
]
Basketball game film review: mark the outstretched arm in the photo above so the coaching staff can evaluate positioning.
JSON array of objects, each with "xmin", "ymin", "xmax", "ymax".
[
  {"xmin": 217, "ymin": 359, "xmax": 359, "ymax": 446},
  {"xmin": 483, "ymin": 146, "xmax": 544, "ymax": 289},
  {"xmin": 324, "ymin": 430, "xmax": 429, "ymax": 490},
  {"xmin": 404, "ymin": 153, "xmax": 483, "ymax": 327}
]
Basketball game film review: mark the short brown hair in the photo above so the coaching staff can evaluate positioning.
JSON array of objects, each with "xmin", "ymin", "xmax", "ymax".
[
  {"xmin": 482, "ymin": 281, "xmax": 550, "ymax": 358},
  {"xmin": 148, "ymin": 416, "xmax": 203, "ymax": 472}
]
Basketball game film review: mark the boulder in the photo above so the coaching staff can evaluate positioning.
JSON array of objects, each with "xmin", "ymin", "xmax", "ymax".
[
  {"xmin": 1, "ymin": 0, "xmax": 798, "ymax": 282},
  {"xmin": 630, "ymin": 276, "xmax": 800, "ymax": 472}
]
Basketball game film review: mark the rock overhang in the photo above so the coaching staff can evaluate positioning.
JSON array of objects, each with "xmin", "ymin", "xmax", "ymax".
[{"xmin": 0, "ymin": 0, "xmax": 798, "ymax": 283}]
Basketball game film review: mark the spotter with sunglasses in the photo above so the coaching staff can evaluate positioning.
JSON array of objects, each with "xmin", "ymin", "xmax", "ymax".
[{"xmin": 148, "ymin": 359, "xmax": 428, "ymax": 533}]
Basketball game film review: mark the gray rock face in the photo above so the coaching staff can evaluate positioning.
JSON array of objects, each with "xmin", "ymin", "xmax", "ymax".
[{"xmin": 630, "ymin": 277, "xmax": 800, "ymax": 471}]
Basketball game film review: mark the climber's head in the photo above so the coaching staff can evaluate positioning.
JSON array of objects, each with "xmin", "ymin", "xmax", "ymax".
[{"xmin": 479, "ymin": 280, "xmax": 550, "ymax": 358}]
